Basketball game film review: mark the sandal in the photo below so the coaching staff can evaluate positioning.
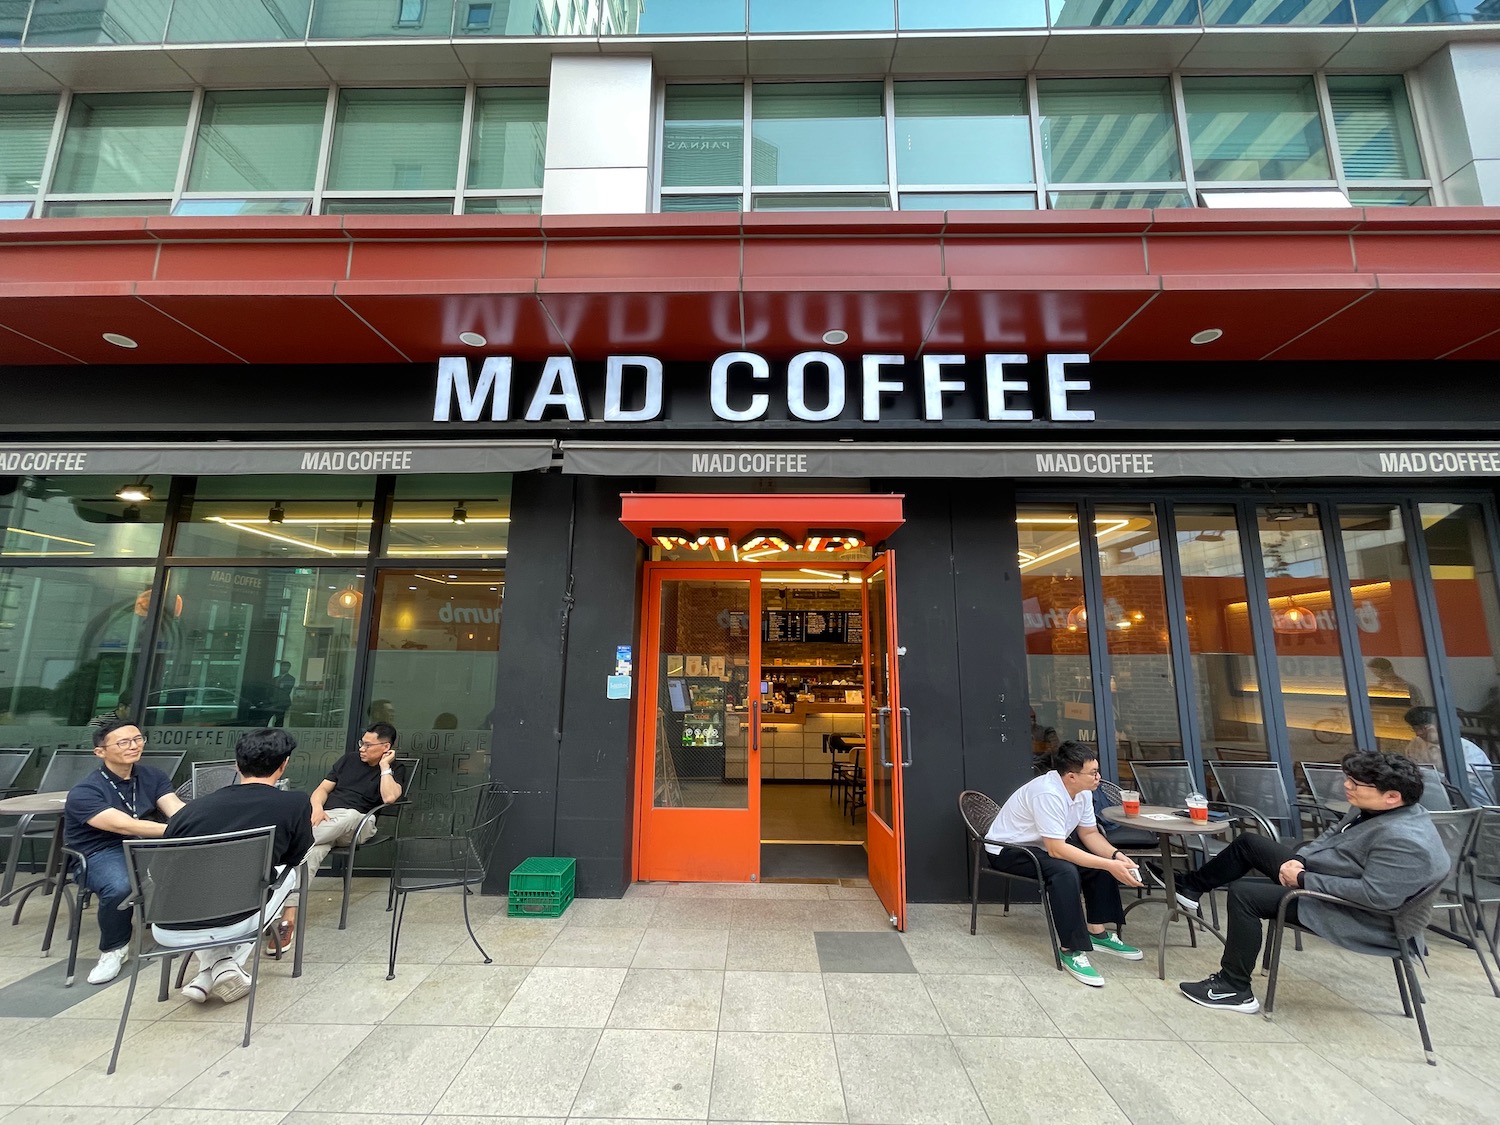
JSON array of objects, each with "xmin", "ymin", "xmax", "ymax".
[{"xmin": 264, "ymin": 917, "xmax": 294, "ymax": 956}]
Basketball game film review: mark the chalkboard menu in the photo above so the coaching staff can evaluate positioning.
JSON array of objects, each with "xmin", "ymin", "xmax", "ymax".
[{"xmin": 763, "ymin": 610, "xmax": 862, "ymax": 644}]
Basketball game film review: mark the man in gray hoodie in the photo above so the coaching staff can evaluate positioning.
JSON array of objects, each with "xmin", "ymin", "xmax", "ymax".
[{"xmin": 1174, "ymin": 750, "xmax": 1447, "ymax": 1014}]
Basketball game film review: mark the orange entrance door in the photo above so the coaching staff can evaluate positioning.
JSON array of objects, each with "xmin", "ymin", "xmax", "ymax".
[
  {"xmin": 636, "ymin": 566, "xmax": 762, "ymax": 882},
  {"xmin": 862, "ymin": 553, "xmax": 907, "ymax": 930}
]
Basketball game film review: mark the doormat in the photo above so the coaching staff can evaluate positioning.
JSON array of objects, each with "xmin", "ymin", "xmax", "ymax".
[{"xmin": 760, "ymin": 842, "xmax": 867, "ymax": 880}]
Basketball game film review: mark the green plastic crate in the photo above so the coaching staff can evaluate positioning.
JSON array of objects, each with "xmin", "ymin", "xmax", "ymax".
[{"xmin": 507, "ymin": 856, "xmax": 576, "ymax": 918}]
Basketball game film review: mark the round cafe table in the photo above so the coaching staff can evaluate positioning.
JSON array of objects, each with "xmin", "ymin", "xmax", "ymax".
[
  {"xmin": 1101, "ymin": 803, "xmax": 1231, "ymax": 980},
  {"xmin": 0, "ymin": 791, "xmax": 71, "ymax": 924}
]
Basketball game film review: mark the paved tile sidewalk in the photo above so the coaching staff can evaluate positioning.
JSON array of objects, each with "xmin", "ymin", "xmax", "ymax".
[{"xmin": 0, "ymin": 876, "xmax": 1497, "ymax": 1124}]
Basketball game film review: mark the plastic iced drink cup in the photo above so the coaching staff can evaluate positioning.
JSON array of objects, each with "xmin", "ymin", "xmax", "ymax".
[
  {"xmin": 1186, "ymin": 795, "xmax": 1209, "ymax": 822},
  {"xmin": 1120, "ymin": 790, "xmax": 1140, "ymax": 816}
]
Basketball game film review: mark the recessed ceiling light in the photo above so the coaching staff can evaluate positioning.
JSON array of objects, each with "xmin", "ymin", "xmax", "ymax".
[
  {"xmin": 102, "ymin": 332, "xmax": 138, "ymax": 349},
  {"xmin": 821, "ymin": 329, "xmax": 849, "ymax": 345},
  {"xmin": 1190, "ymin": 328, "xmax": 1223, "ymax": 345},
  {"xmin": 458, "ymin": 331, "xmax": 487, "ymax": 347}
]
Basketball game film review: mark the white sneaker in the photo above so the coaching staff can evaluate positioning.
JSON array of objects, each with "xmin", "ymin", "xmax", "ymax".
[
  {"xmin": 87, "ymin": 946, "xmax": 129, "ymax": 985},
  {"xmin": 181, "ymin": 967, "xmax": 213, "ymax": 1004},
  {"xmin": 209, "ymin": 960, "xmax": 252, "ymax": 1004}
]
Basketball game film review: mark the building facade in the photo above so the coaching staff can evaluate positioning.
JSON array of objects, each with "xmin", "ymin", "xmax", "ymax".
[{"xmin": 1, "ymin": 2, "xmax": 1499, "ymax": 917}]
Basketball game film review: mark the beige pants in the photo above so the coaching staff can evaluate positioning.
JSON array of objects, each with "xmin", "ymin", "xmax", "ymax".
[{"xmin": 303, "ymin": 807, "xmax": 378, "ymax": 875}]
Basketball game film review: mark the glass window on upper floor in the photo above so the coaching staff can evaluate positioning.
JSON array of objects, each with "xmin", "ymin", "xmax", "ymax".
[
  {"xmin": 1050, "ymin": 0, "xmax": 1200, "ymax": 26},
  {"xmin": 185, "ymin": 90, "xmax": 326, "ymax": 195},
  {"xmin": 749, "ymin": 0, "xmax": 894, "ymax": 32},
  {"xmin": 893, "ymin": 80, "xmax": 1032, "ymax": 188},
  {"xmin": 1327, "ymin": 75, "xmax": 1424, "ymax": 180},
  {"xmin": 167, "ymin": 0, "xmax": 313, "ymax": 42},
  {"xmin": 1355, "ymin": 0, "xmax": 1493, "ymax": 24},
  {"xmin": 898, "ymin": 0, "xmax": 1048, "ymax": 29},
  {"xmin": 0, "ymin": 93, "xmax": 57, "ymax": 196},
  {"xmin": 467, "ymin": 88, "xmax": 548, "ymax": 192},
  {"xmin": 637, "ymin": 0, "xmax": 746, "ymax": 33},
  {"xmin": 0, "ymin": 0, "xmax": 24, "ymax": 45},
  {"xmin": 1184, "ymin": 76, "xmax": 1331, "ymax": 182},
  {"xmin": 663, "ymin": 85, "xmax": 744, "ymax": 191},
  {"xmin": 51, "ymin": 91, "xmax": 191, "ymax": 195},
  {"xmin": 312, "ymin": 0, "xmax": 453, "ymax": 38},
  {"xmin": 26, "ymin": 0, "xmax": 172, "ymax": 45},
  {"xmin": 326, "ymin": 88, "xmax": 464, "ymax": 192},
  {"xmin": 1200, "ymin": 0, "xmax": 1353, "ymax": 25},
  {"xmin": 1037, "ymin": 78, "xmax": 1183, "ymax": 185},
  {"xmin": 751, "ymin": 83, "xmax": 887, "ymax": 189}
]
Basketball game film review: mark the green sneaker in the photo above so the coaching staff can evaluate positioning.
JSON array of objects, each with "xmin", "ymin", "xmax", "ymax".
[
  {"xmin": 1090, "ymin": 930, "xmax": 1143, "ymax": 961},
  {"xmin": 1060, "ymin": 950, "xmax": 1105, "ymax": 987}
]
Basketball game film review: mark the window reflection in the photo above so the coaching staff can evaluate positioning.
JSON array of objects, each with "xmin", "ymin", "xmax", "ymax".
[
  {"xmin": 384, "ymin": 474, "xmax": 511, "ymax": 560},
  {"xmin": 1018, "ymin": 505, "xmax": 1095, "ymax": 770},
  {"xmin": 0, "ymin": 476, "xmax": 165, "ymax": 558},
  {"xmin": 172, "ymin": 476, "xmax": 377, "ymax": 559}
]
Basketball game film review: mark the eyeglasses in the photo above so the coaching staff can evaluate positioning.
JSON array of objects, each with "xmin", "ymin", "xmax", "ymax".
[
  {"xmin": 358, "ymin": 739, "xmax": 390, "ymax": 750},
  {"xmin": 108, "ymin": 735, "xmax": 145, "ymax": 749},
  {"xmin": 1343, "ymin": 775, "xmax": 1381, "ymax": 790},
  {"xmin": 1074, "ymin": 768, "xmax": 1102, "ymax": 778}
]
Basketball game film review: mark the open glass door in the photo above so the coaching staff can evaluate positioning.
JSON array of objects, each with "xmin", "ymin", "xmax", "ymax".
[
  {"xmin": 862, "ymin": 553, "xmax": 907, "ymax": 930},
  {"xmin": 637, "ymin": 567, "xmax": 762, "ymax": 882}
]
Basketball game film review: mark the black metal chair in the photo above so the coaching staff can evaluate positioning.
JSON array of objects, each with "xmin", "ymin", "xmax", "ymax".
[
  {"xmin": 0, "ymin": 748, "xmax": 33, "ymax": 798},
  {"xmin": 386, "ymin": 780, "xmax": 512, "ymax": 980},
  {"xmin": 1, "ymin": 749, "xmax": 100, "ymax": 908},
  {"xmin": 827, "ymin": 735, "xmax": 862, "ymax": 804},
  {"xmin": 109, "ymin": 827, "xmax": 285, "ymax": 1073},
  {"xmin": 139, "ymin": 750, "xmax": 186, "ymax": 786},
  {"xmin": 1426, "ymin": 808, "xmax": 1500, "ymax": 997},
  {"xmin": 174, "ymin": 758, "xmax": 239, "ymax": 802},
  {"xmin": 957, "ymin": 790, "xmax": 1063, "ymax": 972},
  {"xmin": 1262, "ymin": 877, "xmax": 1449, "ymax": 1066},
  {"xmin": 1209, "ymin": 760, "xmax": 1329, "ymax": 841},
  {"xmin": 330, "ymin": 755, "xmax": 420, "ymax": 929}
]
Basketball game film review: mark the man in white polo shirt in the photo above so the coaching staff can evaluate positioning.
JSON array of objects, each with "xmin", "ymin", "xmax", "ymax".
[{"xmin": 986, "ymin": 740, "xmax": 1144, "ymax": 987}]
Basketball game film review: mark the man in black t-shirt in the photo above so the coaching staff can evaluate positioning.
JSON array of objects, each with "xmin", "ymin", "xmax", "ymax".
[
  {"xmin": 272, "ymin": 721, "xmax": 405, "ymax": 943},
  {"xmin": 161, "ymin": 728, "xmax": 313, "ymax": 1004}
]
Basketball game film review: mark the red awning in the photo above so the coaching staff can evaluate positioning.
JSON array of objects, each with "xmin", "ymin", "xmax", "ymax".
[{"xmin": 620, "ymin": 493, "xmax": 905, "ymax": 547}]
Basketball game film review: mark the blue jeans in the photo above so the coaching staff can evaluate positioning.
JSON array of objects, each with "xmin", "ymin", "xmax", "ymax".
[{"xmin": 81, "ymin": 846, "xmax": 133, "ymax": 953}]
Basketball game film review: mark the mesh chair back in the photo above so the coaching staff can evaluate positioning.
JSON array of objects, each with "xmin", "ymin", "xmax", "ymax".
[
  {"xmin": 1428, "ymin": 809, "xmax": 1481, "ymax": 880},
  {"xmin": 464, "ymin": 782, "xmax": 514, "ymax": 879},
  {"xmin": 1476, "ymin": 808, "xmax": 1500, "ymax": 884},
  {"xmin": 1209, "ymin": 762, "xmax": 1296, "ymax": 827},
  {"xmin": 139, "ymin": 751, "xmax": 185, "ymax": 783},
  {"xmin": 0, "ymin": 749, "xmax": 32, "ymax": 790},
  {"xmin": 189, "ymin": 760, "xmax": 239, "ymax": 799},
  {"xmin": 958, "ymin": 790, "xmax": 1001, "ymax": 841},
  {"xmin": 1469, "ymin": 764, "xmax": 1496, "ymax": 806},
  {"xmin": 1417, "ymin": 767, "xmax": 1456, "ymax": 812},
  {"xmin": 123, "ymin": 828, "xmax": 275, "ymax": 928},
  {"xmin": 1132, "ymin": 761, "xmax": 1196, "ymax": 808},
  {"xmin": 39, "ymin": 750, "xmax": 104, "ymax": 792},
  {"xmin": 1301, "ymin": 762, "xmax": 1348, "ymax": 809},
  {"xmin": 1393, "ymin": 877, "xmax": 1450, "ymax": 947}
]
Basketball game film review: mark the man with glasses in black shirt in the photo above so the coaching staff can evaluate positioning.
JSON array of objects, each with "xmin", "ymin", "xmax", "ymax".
[
  {"xmin": 268, "ymin": 721, "xmax": 405, "ymax": 949},
  {"xmin": 63, "ymin": 720, "xmax": 185, "ymax": 984}
]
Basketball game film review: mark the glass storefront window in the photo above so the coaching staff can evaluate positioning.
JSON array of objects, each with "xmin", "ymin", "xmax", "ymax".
[
  {"xmin": 663, "ymin": 85, "xmax": 744, "ymax": 190},
  {"xmin": 1176, "ymin": 507, "xmax": 1270, "ymax": 765},
  {"xmin": 172, "ymin": 476, "xmax": 377, "ymax": 559},
  {"xmin": 0, "ymin": 93, "xmax": 58, "ymax": 195},
  {"xmin": 1096, "ymin": 505, "xmax": 1183, "ymax": 772},
  {"xmin": 1037, "ymin": 78, "xmax": 1183, "ymax": 185},
  {"xmin": 166, "ymin": 0, "xmax": 313, "ymax": 41},
  {"xmin": 1, "ymin": 476, "xmax": 166, "ymax": 559},
  {"xmin": 1184, "ymin": 76, "xmax": 1332, "ymax": 183},
  {"xmin": 145, "ymin": 565, "xmax": 364, "ymax": 788},
  {"xmin": 751, "ymin": 83, "xmax": 887, "ymax": 188},
  {"xmin": 893, "ymin": 80, "xmax": 1032, "ymax": 187},
  {"xmin": 383, "ymin": 475, "xmax": 511, "ymax": 560},
  {"xmin": 1419, "ymin": 503, "xmax": 1500, "ymax": 794},
  {"xmin": 0, "ymin": 566, "xmax": 155, "ymax": 751},
  {"xmin": 1257, "ymin": 506, "xmax": 1355, "ymax": 770},
  {"xmin": 1018, "ymin": 505, "xmax": 1095, "ymax": 771},
  {"xmin": 326, "ymin": 88, "xmax": 464, "ymax": 192},
  {"xmin": 51, "ymin": 92, "xmax": 191, "ymax": 195},
  {"xmin": 1337, "ymin": 504, "xmax": 1434, "ymax": 754},
  {"xmin": 363, "ymin": 567, "xmax": 503, "ymax": 828},
  {"xmin": 468, "ymin": 88, "xmax": 548, "ymax": 191},
  {"xmin": 186, "ymin": 90, "xmax": 326, "ymax": 194},
  {"xmin": 1327, "ymin": 75, "xmax": 1423, "ymax": 181}
]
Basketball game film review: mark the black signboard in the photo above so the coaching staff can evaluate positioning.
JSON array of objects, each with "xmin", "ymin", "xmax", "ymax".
[{"xmin": 763, "ymin": 609, "xmax": 862, "ymax": 644}]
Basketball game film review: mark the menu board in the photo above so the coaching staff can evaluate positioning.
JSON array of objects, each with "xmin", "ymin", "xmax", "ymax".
[{"xmin": 763, "ymin": 610, "xmax": 862, "ymax": 644}]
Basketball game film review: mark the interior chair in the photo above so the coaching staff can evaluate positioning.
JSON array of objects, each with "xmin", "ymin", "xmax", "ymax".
[
  {"xmin": 1262, "ymin": 877, "xmax": 1449, "ymax": 1066},
  {"xmin": 1416, "ymin": 765, "xmax": 1464, "ymax": 811},
  {"xmin": 328, "ymin": 755, "xmax": 420, "ymax": 929},
  {"xmin": 108, "ymin": 827, "xmax": 287, "ymax": 1073},
  {"xmin": 174, "ymin": 758, "xmax": 239, "ymax": 802},
  {"xmin": 386, "ymin": 780, "xmax": 512, "ymax": 980},
  {"xmin": 957, "ymin": 790, "xmax": 1063, "ymax": 972},
  {"xmin": 827, "ymin": 734, "xmax": 862, "ymax": 804},
  {"xmin": 843, "ymin": 761, "xmax": 867, "ymax": 823},
  {"xmin": 1425, "ymin": 808, "xmax": 1500, "ymax": 997}
]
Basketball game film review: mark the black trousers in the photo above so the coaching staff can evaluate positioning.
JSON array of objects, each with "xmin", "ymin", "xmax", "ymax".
[
  {"xmin": 1180, "ymin": 833, "xmax": 1303, "ymax": 991},
  {"xmin": 987, "ymin": 835, "xmax": 1126, "ymax": 953}
]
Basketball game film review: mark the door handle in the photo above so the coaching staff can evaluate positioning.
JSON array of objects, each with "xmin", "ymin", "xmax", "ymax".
[
  {"xmin": 899, "ymin": 706, "xmax": 913, "ymax": 767},
  {"xmin": 877, "ymin": 705, "xmax": 893, "ymax": 768},
  {"xmin": 750, "ymin": 701, "xmax": 760, "ymax": 753}
]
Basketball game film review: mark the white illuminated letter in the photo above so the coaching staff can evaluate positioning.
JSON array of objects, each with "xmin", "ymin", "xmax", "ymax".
[
  {"xmin": 710, "ymin": 352, "xmax": 769, "ymax": 422},
  {"xmin": 434, "ymin": 356, "xmax": 511, "ymax": 421},
  {"xmin": 921, "ymin": 354, "xmax": 966, "ymax": 421},
  {"xmin": 604, "ymin": 356, "xmax": 663, "ymax": 422},
  {"xmin": 1046, "ymin": 353, "xmax": 1094, "ymax": 421},
  {"xmin": 861, "ymin": 355, "xmax": 904, "ymax": 422},
  {"xmin": 524, "ymin": 356, "xmax": 587, "ymax": 421},
  {"xmin": 786, "ymin": 351, "xmax": 846, "ymax": 422},
  {"xmin": 984, "ymin": 353, "xmax": 1032, "ymax": 421}
]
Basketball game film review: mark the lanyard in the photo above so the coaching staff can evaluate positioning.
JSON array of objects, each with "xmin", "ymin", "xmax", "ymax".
[{"xmin": 99, "ymin": 767, "xmax": 140, "ymax": 817}]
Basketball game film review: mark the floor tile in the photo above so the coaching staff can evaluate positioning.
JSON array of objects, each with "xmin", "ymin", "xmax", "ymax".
[
  {"xmin": 821, "ymin": 972, "xmax": 944, "ymax": 1036},
  {"xmin": 954, "ymin": 1035, "xmax": 1130, "ymax": 1125},
  {"xmin": 432, "ymin": 1025, "xmax": 600, "ymax": 1117},
  {"xmin": 282, "ymin": 962, "xmax": 433, "ymax": 1024},
  {"xmin": 649, "ymin": 898, "xmax": 743, "ymax": 930},
  {"xmin": 606, "ymin": 968, "xmax": 723, "ymax": 1030},
  {"xmin": 726, "ymin": 929, "xmax": 821, "ymax": 972},
  {"xmin": 383, "ymin": 963, "xmax": 528, "ymax": 1025},
  {"xmin": 1072, "ymin": 1039, "xmax": 1274, "ymax": 1125},
  {"xmin": 137, "ymin": 1110, "xmax": 286, "ymax": 1125},
  {"xmin": 834, "ymin": 1033, "xmax": 988, "ymax": 1125},
  {"xmin": 447, "ymin": 918, "xmax": 562, "ymax": 966},
  {"xmin": 631, "ymin": 928, "xmax": 729, "ymax": 970},
  {"xmin": 563, "ymin": 898, "xmax": 660, "ymax": 928},
  {"xmin": 0, "ymin": 1109, "xmax": 150, "ymax": 1125},
  {"xmin": 710, "ymin": 1031, "xmax": 846, "ymax": 1122},
  {"xmin": 1193, "ymin": 1042, "xmax": 1411, "ymax": 1125},
  {"xmin": 924, "ymin": 973, "xmax": 1059, "ymax": 1037},
  {"xmin": 815, "ymin": 931, "xmax": 916, "ymax": 974},
  {"xmin": 160, "ymin": 1021, "xmax": 369, "ymax": 1111},
  {"xmin": 494, "ymin": 966, "xmax": 626, "ymax": 1028},
  {"xmin": 0, "ymin": 1017, "xmax": 132, "ymax": 1103},
  {"xmin": 1310, "ymin": 1043, "xmax": 1500, "ymax": 1125},
  {"xmin": 352, "ymin": 923, "xmax": 470, "ymax": 968},
  {"xmin": 568, "ymin": 1028, "xmax": 717, "ymax": 1120},
  {"xmin": 1119, "ymin": 979, "xmax": 1296, "ymax": 1044},
  {"xmin": 1018, "ymin": 972, "xmax": 1178, "ymax": 1040},
  {"xmin": 295, "ymin": 1024, "xmax": 486, "ymax": 1115},
  {"xmin": 900, "ymin": 930, "xmax": 1010, "ymax": 975},
  {"xmin": 30, "ymin": 1018, "xmax": 245, "ymax": 1109},
  {"xmin": 720, "ymin": 969, "xmax": 830, "ymax": 1033},
  {"xmin": 536, "ymin": 926, "xmax": 644, "ymax": 969}
]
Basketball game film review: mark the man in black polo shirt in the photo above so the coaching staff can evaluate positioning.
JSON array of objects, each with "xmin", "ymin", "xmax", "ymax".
[
  {"xmin": 63, "ymin": 720, "xmax": 185, "ymax": 984},
  {"xmin": 271, "ymin": 721, "xmax": 405, "ymax": 946},
  {"xmin": 162, "ymin": 728, "xmax": 313, "ymax": 1004}
]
